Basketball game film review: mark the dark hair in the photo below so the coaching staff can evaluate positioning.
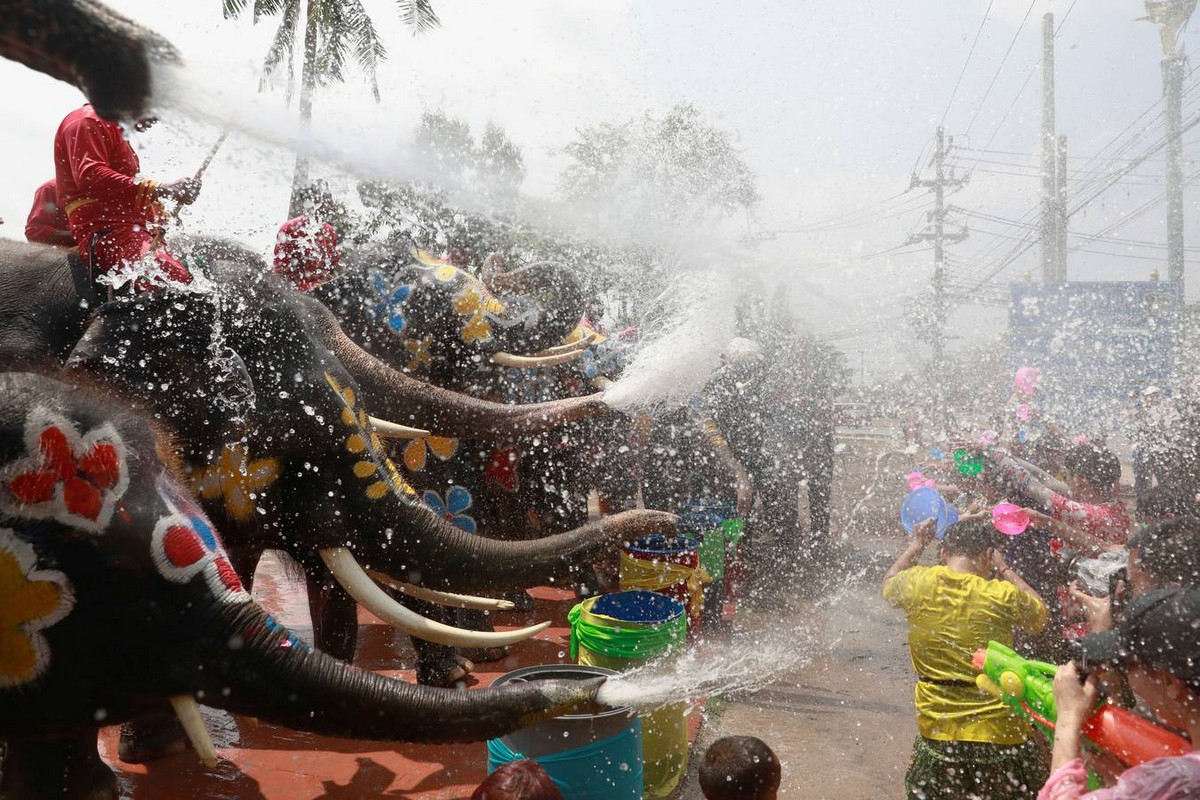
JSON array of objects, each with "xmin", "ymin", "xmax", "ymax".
[
  {"xmin": 471, "ymin": 760, "xmax": 563, "ymax": 800},
  {"xmin": 699, "ymin": 736, "xmax": 781, "ymax": 800},
  {"xmin": 1127, "ymin": 517, "xmax": 1200, "ymax": 588},
  {"xmin": 1136, "ymin": 485, "xmax": 1200, "ymax": 522},
  {"xmin": 1064, "ymin": 443, "xmax": 1121, "ymax": 494},
  {"xmin": 940, "ymin": 518, "xmax": 1005, "ymax": 559}
]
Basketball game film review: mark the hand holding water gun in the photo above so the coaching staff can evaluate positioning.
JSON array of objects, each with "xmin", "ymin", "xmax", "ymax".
[{"xmin": 972, "ymin": 641, "xmax": 1191, "ymax": 769}]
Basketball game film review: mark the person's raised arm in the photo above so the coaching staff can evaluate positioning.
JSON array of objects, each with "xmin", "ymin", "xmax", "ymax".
[
  {"xmin": 883, "ymin": 518, "xmax": 936, "ymax": 586},
  {"xmin": 986, "ymin": 449, "xmax": 1056, "ymax": 508},
  {"xmin": 1007, "ymin": 452, "xmax": 1071, "ymax": 496},
  {"xmin": 1049, "ymin": 663, "xmax": 1099, "ymax": 773},
  {"xmin": 991, "ymin": 548, "xmax": 1045, "ymax": 611}
]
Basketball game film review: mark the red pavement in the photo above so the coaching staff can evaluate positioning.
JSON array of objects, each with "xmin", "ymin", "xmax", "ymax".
[{"xmin": 100, "ymin": 556, "xmax": 701, "ymax": 799}]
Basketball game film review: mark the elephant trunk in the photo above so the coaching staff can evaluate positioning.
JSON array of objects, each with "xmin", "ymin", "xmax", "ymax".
[
  {"xmin": 195, "ymin": 602, "xmax": 602, "ymax": 744},
  {"xmin": 366, "ymin": 508, "xmax": 678, "ymax": 593},
  {"xmin": 489, "ymin": 262, "xmax": 587, "ymax": 355},
  {"xmin": 301, "ymin": 294, "xmax": 608, "ymax": 438},
  {"xmin": 1, "ymin": 0, "xmax": 179, "ymax": 120}
]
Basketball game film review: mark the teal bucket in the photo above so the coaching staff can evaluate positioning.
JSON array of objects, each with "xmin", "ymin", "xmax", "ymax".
[{"xmin": 488, "ymin": 665, "xmax": 643, "ymax": 799}]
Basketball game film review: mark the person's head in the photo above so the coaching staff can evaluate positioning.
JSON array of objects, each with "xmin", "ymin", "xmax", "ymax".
[
  {"xmin": 1136, "ymin": 485, "xmax": 1200, "ymax": 526},
  {"xmin": 698, "ymin": 735, "xmax": 781, "ymax": 800},
  {"xmin": 721, "ymin": 338, "xmax": 763, "ymax": 368},
  {"xmin": 1076, "ymin": 589, "xmax": 1200, "ymax": 739},
  {"xmin": 1064, "ymin": 443, "xmax": 1121, "ymax": 499},
  {"xmin": 1125, "ymin": 516, "xmax": 1200, "ymax": 595},
  {"xmin": 940, "ymin": 518, "xmax": 1005, "ymax": 573},
  {"xmin": 471, "ymin": 760, "xmax": 563, "ymax": 800}
]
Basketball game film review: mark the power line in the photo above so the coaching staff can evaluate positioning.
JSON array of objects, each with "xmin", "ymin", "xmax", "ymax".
[
  {"xmin": 964, "ymin": 0, "xmax": 1039, "ymax": 137},
  {"xmin": 941, "ymin": 0, "xmax": 997, "ymax": 127}
]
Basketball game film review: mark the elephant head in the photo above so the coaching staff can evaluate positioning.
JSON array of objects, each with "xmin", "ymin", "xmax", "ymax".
[
  {"xmin": 314, "ymin": 247, "xmax": 592, "ymax": 387},
  {"xmin": 0, "ymin": 369, "xmax": 605, "ymax": 799},
  {"xmin": 0, "ymin": 0, "xmax": 179, "ymax": 120}
]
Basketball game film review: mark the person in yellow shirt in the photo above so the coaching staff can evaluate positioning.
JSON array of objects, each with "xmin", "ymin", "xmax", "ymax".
[{"xmin": 883, "ymin": 516, "xmax": 1049, "ymax": 800}]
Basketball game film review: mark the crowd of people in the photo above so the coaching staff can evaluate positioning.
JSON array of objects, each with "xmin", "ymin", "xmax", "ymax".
[{"xmin": 884, "ymin": 391, "xmax": 1200, "ymax": 799}]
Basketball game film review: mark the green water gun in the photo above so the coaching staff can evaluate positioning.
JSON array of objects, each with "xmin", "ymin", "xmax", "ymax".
[{"xmin": 971, "ymin": 641, "xmax": 1059, "ymax": 737}]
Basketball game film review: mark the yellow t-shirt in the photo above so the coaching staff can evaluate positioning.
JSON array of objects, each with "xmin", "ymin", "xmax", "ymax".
[{"xmin": 883, "ymin": 565, "xmax": 1048, "ymax": 745}]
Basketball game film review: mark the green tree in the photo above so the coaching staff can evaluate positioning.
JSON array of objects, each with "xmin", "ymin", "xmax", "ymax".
[
  {"xmin": 221, "ymin": 0, "xmax": 440, "ymax": 216},
  {"xmin": 558, "ymin": 103, "xmax": 760, "ymax": 239}
]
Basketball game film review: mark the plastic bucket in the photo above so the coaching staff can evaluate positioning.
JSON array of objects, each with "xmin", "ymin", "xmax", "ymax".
[
  {"xmin": 569, "ymin": 592, "xmax": 688, "ymax": 798},
  {"xmin": 620, "ymin": 534, "xmax": 707, "ymax": 632},
  {"xmin": 489, "ymin": 664, "xmax": 643, "ymax": 799},
  {"xmin": 900, "ymin": 487, "xmax": 957, "ymax": 539},
  {"xmin": 681, "ymin": 500, "xmax": 745, "ymax": 607}
]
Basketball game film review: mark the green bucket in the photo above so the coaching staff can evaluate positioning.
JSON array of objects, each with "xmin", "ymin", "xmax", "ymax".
[{"xmin": 569, "ymin": 591, "xmax": 688, "ymax": 798}]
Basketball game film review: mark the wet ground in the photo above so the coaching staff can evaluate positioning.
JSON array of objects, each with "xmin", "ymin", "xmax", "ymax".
[{"xmin": 99, "ymin": 425, "xmax": 920, "ymax": 798}]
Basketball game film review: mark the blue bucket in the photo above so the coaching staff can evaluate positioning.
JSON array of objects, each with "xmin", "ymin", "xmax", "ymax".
[
  {"xmin": 489, "ymin": 665, "xmax": 643, "ymax": 799},
  {"xmin": 591, "ymin": 590, "xmax": 685, "ymax": 626},
  {"xmin": 899, "ymin": 487, "xmax": 957, "ymax": 539},
  {"xmin": 627, "ymin": 533, "xmax": 699, "ymax": 557}
]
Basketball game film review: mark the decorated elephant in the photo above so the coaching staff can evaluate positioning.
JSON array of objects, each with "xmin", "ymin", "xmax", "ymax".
[
  {"xmin": 0, "ymin": 368, "xmax": 607, "ymax": 800},
  {"xmin": 0, "ymin": 239, "xmax": 672, "ymax": 659}
]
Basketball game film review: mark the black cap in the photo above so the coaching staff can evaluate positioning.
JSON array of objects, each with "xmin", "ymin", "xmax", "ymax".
[{"xmin": 1075, "ymin": 588, "xmax": 1200, "ymax": 693}]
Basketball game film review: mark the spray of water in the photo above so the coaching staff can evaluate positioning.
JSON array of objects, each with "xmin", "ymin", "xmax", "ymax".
[{"xmin": 602, "ymin": 272, "xmax": 735, "ymax": 412}]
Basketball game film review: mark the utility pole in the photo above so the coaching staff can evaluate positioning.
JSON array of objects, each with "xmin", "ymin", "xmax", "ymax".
[
  {"xmin": 1041, "ymin": 13, "xmax": 1067, "ymax": 282},
  {"xmin": 1145, "ymin": 0, "xmax": 1196, "ymax": 287},
  {"xmin": 908, "ymin": 127, "xmax": 969, "ymax": 362},
  {"xmin": 1056, "ymin": 134, "xmax": 1069, "ymax": 277}
]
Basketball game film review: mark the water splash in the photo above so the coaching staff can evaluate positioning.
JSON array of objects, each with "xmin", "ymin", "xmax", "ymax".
[
  {"xmin": 595, "ymin": 625, "xmax": 810, "ymax": 711},
  {"xmin": 602, "ymin": 272, "xmax": 735, "ymax": 412}
]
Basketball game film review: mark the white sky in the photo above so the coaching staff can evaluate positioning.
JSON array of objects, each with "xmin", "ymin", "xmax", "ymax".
[{"xmin": 2, "ymin": 0, "xmax": 1198, "ymax": 382}]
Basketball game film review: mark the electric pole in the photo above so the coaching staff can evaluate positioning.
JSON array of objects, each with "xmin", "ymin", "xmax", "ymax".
[
  {"xmin": 908, "ymin": 126, "xmax": 969, "ymax": 362},
  {"xmin": 1144, "ymin": 0, "xmax": 1196, "ymax": 287},
  {"xmin": 1042, "ymin": 13, "xmax": 1069, "ymax": 282}
]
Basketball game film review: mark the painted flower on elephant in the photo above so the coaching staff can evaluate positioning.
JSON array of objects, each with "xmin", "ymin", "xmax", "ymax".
[
  {"xmin": 451, "ymin": 283, "xmax": 499, "ymax": 343},
  {"xmin": 404, "ymin": 335, "xmax": 433, "ymax": 372},
  {"xmin": 0, "ymin": 527, "xmax": 75, "ymax": 688},
  {"xmin": 193, "ymin": 442, "xmax": 280, "ymax": 521},
  {"xmin": 422, "ymin": 486, "xmax": 477, "ymax": 534},
  {"xmin": 325, "ymin": 373, "xmax": 416, "ymax": 500},
  {"xmin": 151, "ymin": 476, "xmax": 250, "ymax": 605},
  {"xmin": 403, "ymin": 435, "xmax": 458, "ymax": 472},
  {"xmin": 0, "ymin": 408, "xmax": 129, "ymax": 533},
  {"xmin": 485, "ymin": 447, "xmax": 520, "ymax": 494},
  {"xmin": 369, "ymin": 272, "xmax": 413, "ymax": 335}
]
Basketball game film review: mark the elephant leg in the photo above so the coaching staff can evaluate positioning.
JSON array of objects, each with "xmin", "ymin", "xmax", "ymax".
[
  {"xmin": 117, "ymin": 704, "xmax": 188, "ymax": 764},
  {"xmin": 306, "ymin": 572, "xmax": 359, "ymax": 663},
  {"xmin": 454, "ymin": 608, "xmax": 508, "ymax": 664},
  {"xmin": 1, "ymin": 732, "xmax": 117, "ymax": 800},
  {"xmin": 406, "ymin": 597, "xmax": 476, "ymax": 686}
]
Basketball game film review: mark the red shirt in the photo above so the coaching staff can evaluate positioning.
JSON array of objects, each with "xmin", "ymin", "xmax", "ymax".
[
  {"xmin": 272, "ymin": 214, "xmax": 341, "ymax": 292},
  {"xmin": 24, "ymin": 179, "xmax": 75, "ymax": 246},
  {"xmin": 53, "ymin": 104, "xmax": 162, "ymax": 248},
  {"xmin": 1050, "ymin": 493, "xmax": 1131, "ymax": 544}
]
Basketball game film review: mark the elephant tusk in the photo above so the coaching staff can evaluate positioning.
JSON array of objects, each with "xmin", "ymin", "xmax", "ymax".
[
  {"xmin": 492, "ymin": 350, "xmax": 585, "ymax": 368},
  {"xmin": 169, "ymin": 695, "xmax": 219, "ymax": 768},
  {"xmin": 367, "ymin": 416, "xmax": 431, "ymax": 438},
  {"xmin": 533, "ymin": 334, "xmax": 597, "ymax": 357},
  {"xmin": 591, "ymin": 376, "xmax": 615, "ymax": 391},
  {"xmin": 366, "ymin": 569, "xmax": 516, "ymax": 610},
  {"xmin": 319, "ymin": 548, "xmax": 550, "ymax": 646}
]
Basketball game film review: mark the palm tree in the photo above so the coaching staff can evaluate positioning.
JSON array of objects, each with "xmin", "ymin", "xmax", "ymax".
[{"xmin": 222, "ymin": 0, "xmax": 440, "ymax": 216}]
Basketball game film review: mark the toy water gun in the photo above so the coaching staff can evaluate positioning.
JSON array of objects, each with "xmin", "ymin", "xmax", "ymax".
[{"xmin": 973, "ymin": 641, "xmax": 1191, "ymax": 769}]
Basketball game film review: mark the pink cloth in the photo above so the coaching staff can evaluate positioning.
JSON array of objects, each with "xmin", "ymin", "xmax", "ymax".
[
  {"xmin": 1038, "ymin": 753, "xmax": 1200, "ymax": 800},
  {"xmin": 1049, "ymin": 494, "xmax": 1131, "ymax": 544}
]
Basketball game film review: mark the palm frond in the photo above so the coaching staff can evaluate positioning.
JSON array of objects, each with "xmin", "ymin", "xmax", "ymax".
[
  {"xmin": 260, "ymin": 0, "xmax": 300, "ymax": 82},
  {"xmin": 222, "ymin": 0, "xmax": 251, "ymax": 19},
  {"xmin": 395, "ymin": 0, "xmax": 441, "ymax": 36},
  {"xmin": 345, "ymin": 0, "xmax": 387, "ymax": 99},
  {"xmin": 252, "ymin": 0, "xmax": 289, "ymax": 24}
]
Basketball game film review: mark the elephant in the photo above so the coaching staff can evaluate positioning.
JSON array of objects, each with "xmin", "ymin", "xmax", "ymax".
[
  {"xmin": 0, "ymin": 367, "xmax": 608, "ymax": 800},
  {"xmin": 0, "ymin": 0, "xmax": 178, "ymax": 120},
  {"xmin": 0, "ymin": 239, "xmax": 672, "ymax": 660}
]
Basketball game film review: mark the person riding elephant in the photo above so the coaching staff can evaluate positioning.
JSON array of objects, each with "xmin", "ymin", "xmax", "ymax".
[{"xmin": 0, "ymin": 368, "xmax": 609, "ymax": 800}]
